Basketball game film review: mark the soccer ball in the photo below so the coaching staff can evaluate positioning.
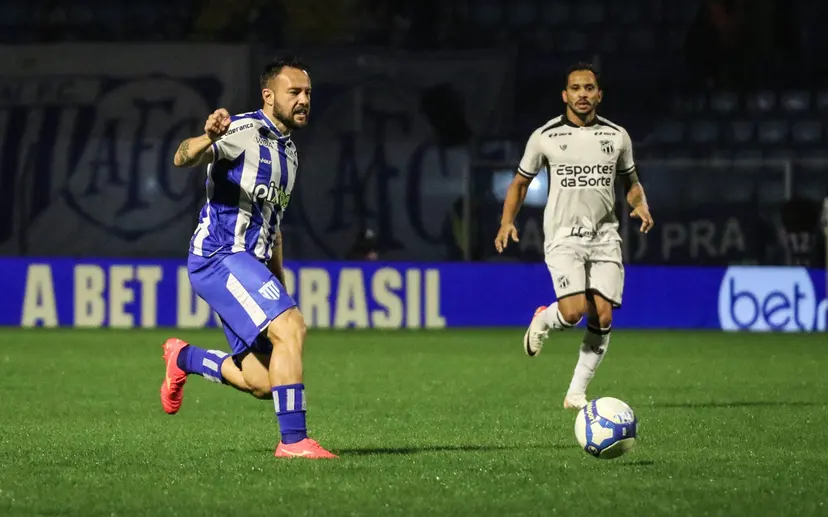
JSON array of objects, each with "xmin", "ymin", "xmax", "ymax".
[{"xmin": 574, "ymin": 397, "xmax": 637, "ymax": 459}]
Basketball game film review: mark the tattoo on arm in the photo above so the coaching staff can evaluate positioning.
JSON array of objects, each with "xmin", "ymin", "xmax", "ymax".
[
  {"xmin": 176, "ymin": 139, "xmax": 192, "ymax": 165},
  {"xmin": 621, "ymin": 170, "xmax": 646, "ymax": 208}
]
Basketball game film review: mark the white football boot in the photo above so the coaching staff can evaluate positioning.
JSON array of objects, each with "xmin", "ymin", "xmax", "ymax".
[{"xmin": 523, "ymin": 306, "xmax": 549, "ymax": 357}]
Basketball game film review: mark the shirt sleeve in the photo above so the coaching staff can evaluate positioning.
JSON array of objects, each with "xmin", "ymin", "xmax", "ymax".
[
  {"xmin": 211, "ymin": 117, "xmax": 256, "ymax": 162},
  {"xmin": 517, "ymin": 130, "xmax": 546, "ymax": 179},
  {"xmin": 617, "ymin": 129, "xmax": 636, "ymax": 176}
]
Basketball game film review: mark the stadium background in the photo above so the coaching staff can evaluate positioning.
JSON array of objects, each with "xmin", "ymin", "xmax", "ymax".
[
  {"xmin": 2, "ymin": 2, "xmax": 828, "ymax": 517},
  {"xmin": 1, "ymin": 0, "xmax": 826, "ymax": 331}
]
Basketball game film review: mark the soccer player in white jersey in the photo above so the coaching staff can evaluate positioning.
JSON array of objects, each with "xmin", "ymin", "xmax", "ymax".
[
  {"xmin": 494, "ymin": 62, "xmax": 654, "ymax": 410},
  {"xmin": 159, "ymin": 56, "xmax": 337, "ymax": 459}
]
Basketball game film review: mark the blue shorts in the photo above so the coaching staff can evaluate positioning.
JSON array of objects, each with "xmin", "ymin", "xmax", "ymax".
[{"xmin": 188, "ymin": 251, "xmax": 297, "ymax": 360}]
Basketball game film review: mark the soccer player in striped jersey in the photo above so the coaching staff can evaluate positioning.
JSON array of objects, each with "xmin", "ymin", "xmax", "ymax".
[
  {"xmin": 494, "ymin": 62, "xmax": 654, "ymax": 410},
  {"xmin": 160, "ymin": 56, "xmax": 336, "ymax": 459}
]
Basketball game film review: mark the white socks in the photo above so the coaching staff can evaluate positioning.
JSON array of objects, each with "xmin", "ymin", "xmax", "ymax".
[
  {"xmin": 567, "ymin": 325, "xmax": 611, "ymax": 396},
  {"xmin": 538, "ymin": 302, "xmax": 611, "ymax": 397},
  {"xmin": 540, "ymin": 302, "xmax": 582, "ymax": 330}
]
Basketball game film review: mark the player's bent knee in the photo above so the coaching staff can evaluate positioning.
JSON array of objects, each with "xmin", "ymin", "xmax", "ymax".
[
  {"xmin": 558, "ymin": 297, "xmax": 587, "ymax": 324},
  {"xmin": 595, "ymin": 306, "xmax": 613, "ymax": 329},
  {"xmin": 559, "ymin": 308, "xmax": 583, "ymax": 325}
]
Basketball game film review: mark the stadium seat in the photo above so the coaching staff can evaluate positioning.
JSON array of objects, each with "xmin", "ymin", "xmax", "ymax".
[
  {"xmin": 747, "ymin": 91, "xmax": 776, "ymax": 113},
  {"xmin": 650, "ymin": 119, "xmax": 684, "ymax": 144},
  {"xmin": 669, "ymin": 93, "xmax": 707, "ymax": 115},
  {"xmin": 709, "ymin": 91, "xmax": 739, "ymax": 115},
  {"xmin": 791, "ymin": 120, "xmax": 823, "ymax": 145},
  {"xmin": 689, "ymin": 120, "xmax": 718, "ymax": 144},
  {"xmin": 780, "ymin": 91, "xmax": 810, "ymax": 112},
  {"xmin": 817, "ymin": 91, "xmax": 828, "ymax": 111},
  {"xmin": 756, "ymin": 121, "xmax": 789, "ymax": 144},
  {"xmin": 729, "ymin": 121, "xmax": 755, "ymax": 144},
  {"xmin": 709, "ymin": 148, "xmax": 733, "ymax": 166}
]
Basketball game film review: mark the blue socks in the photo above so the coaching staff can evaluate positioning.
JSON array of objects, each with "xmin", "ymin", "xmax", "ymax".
[
  {"xmin": 272, "ymin": 384, "xmax": 308, "ymax": 444},
  {"xmin": 176, "ymin": 345, "xmax": 229, "ymax": 384},
  {"xmin": 176, "ymin": 347, "xmax": 308, "ymax": 445}
]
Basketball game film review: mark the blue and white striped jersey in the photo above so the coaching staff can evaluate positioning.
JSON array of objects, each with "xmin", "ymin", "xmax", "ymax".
[{"xmin": 189, "ymin": 109, "xmax": 297, "ymax": 262}]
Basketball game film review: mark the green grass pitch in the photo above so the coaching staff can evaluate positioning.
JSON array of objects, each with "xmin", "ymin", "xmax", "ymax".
[{"xmin": 1, "ymin": 328, "xmax": 827, "ymax": 516}]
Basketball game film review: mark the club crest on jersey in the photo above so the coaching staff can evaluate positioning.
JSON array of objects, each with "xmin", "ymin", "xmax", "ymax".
[
  {"xmin": 253, "ymin": 181, "xmax": 291, "ymax": 210},
  {"xmin": 258, "ymin": 280, "xmax": 281, "ymax": 301},
  {"xmin": 600, "ymin": 140, "xmax": 615, "ymax": 155},
  {"xmin": 559, "ymin": 144, "xmax": 567, "ymax": 151}
]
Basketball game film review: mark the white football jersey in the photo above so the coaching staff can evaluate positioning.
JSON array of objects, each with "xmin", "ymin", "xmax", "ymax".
[{"xmin": 518, "ymin": 114, "xmax": 636, "ymax": 244}]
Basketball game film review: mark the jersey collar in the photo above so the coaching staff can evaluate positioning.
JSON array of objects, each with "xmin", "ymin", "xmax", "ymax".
[
  {"xmin": 257, "ymin": 109, "xmax": 288, "ymax": 138},
  {"xmin": 562, "ymin": 112, "xmax": 599, "ymax": 128}
]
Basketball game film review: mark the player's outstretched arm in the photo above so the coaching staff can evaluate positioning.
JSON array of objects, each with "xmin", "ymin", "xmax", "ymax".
[
  {"xmin": 173, "ymin": 134, "xmax": 214, "ymax": 168},
  {"xmin": 267, "ymin": 231, "xmax": 286, "ymax": 287},
  {"xmin": 172, "ymin": 108, "xmax": 231, "ymax": 168},
  {"xmin": 619, "ymin": 171, "xmax": 654, "ymax": 233},
  {"xmin": 495, "ymin": 173, "xmax": 532, "ymax": 253}
]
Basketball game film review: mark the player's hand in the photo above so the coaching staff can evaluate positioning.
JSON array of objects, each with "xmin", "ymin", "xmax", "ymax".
[
  {"xmin": 630, "ymin": 204, "xmax": 654, "ymax": 233},
  {"xmin": 204, "ymin": 108, "xmax": 231, "ymax": 141},
  {"xmin": 494, "ymin": 223, "xmax": 519, "ymax": 253}
]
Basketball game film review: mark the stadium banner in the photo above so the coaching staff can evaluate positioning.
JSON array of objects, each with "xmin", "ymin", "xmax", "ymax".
[
  {"xmin": 257, "ymin": 48, "xmax": 515, "ymax": 261},
  {"xmin": 0, "ymin": 44, "xmax": 250, "ymax": 258},
  {"xmin": 1, "ymin": 258, "xmax": 826, "ymax": 332}
]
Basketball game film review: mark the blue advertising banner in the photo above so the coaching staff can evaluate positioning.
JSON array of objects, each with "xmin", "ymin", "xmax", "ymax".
[{"xmin": 0, "ymin": 258, "xmax": 825, "ymax": 332}]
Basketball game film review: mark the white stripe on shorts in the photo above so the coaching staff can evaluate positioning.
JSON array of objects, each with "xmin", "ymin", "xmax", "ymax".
[{"xmin": 225, "ymin": 273, "xmax": 267, "ymax": 326}]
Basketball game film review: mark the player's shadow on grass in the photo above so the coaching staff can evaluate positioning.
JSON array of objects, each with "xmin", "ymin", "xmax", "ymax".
[
  {"xmin": 338, "ymin": 444, "xmax": 568, "ymax": 456},
  {"xmin": 649, "ymin": 401, "xmax": 819, "ymax": 409}
]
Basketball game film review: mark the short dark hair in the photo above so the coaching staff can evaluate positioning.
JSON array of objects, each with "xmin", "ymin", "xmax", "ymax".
[
  {"xmin": 260, "ymin": 55, "xmax": 310, "ymax": 89},
  {"xmin": 564, "ymin": 62, "xmax": 600, "ymax": 89}
]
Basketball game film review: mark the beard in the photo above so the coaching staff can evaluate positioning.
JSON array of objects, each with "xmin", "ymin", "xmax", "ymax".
[{"xmin": 273, "ymin": 105, "xmax": 308, "ymax": 131}]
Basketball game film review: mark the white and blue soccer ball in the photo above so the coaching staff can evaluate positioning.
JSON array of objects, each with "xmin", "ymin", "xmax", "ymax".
[{"xmin": 574, "ymin": 397, "xmax": 637, "ymax": 459}]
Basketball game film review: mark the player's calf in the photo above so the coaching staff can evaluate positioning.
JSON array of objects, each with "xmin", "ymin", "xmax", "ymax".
[
  {"xmin": 565, "ymin": 294, "xmax": 614, "ymax": 409},
  {"xmin": 239, "ymin": 351, "xmax": 273, "ymax": 400},
  {"xmin": 265, "ymin": 308, "xmax": 335, "ymax": 458},
  {"xmin": 267, "ymin": 309, "xmax": 307, "ymax": 445},
  {"xmin": 266, "ymin": 308, "xmax": 306, "ymax": 386}
]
